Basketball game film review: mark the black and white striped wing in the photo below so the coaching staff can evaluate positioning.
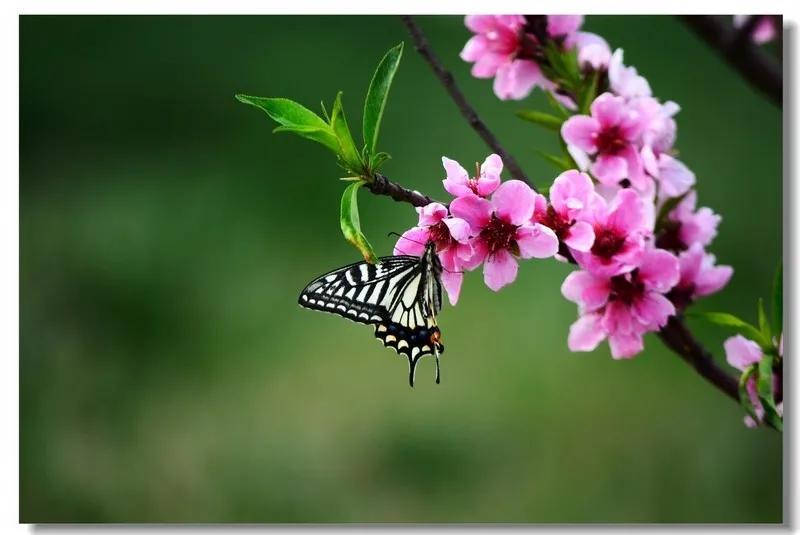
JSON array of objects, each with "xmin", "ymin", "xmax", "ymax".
[{"xmin": 298, "ymin": 252, "xmax": 445, "ymax": 386}]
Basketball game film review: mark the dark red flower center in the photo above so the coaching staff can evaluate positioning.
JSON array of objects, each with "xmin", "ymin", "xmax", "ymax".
[
  {"xmin": 591, "ymin": 226, "xmax": 626, "ymax": 260},
  {"xmin": 609, "ymin": 270, "xmax": 645, "ymax": 305},
  {"xmin": 428, "ymin": 220, "xmax": 457, "ymax": 252},
  {"xmin": 595, "ymin": 126, "xmax": 628, "ymax": 156},
  {"xmin": 480, "ymin": 214, "xmax": 519, "ymax": 256},
  {"xmin": 655, "ymin": 221, "xmax": 687, "ymax": 252},
  {"xmin": 535, "ymin": 205, "xmax": 574, "ymax": 241}
]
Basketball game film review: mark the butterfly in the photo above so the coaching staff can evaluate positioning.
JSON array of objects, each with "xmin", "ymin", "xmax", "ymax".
[{"xmin": 298, "ymin": 240, "xmax": 445, "ymax": 386}]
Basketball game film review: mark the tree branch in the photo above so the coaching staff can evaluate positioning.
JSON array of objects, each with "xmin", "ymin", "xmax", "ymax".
[
  {"xmin": 400, "ymin": 15, "xmax": 535, "ymax": 191},
  {"xmin": 678, "ymin": 15, "xmax": 782, "ymax": 107},
  {"xmin": 366, "ymin": 173, "xmax": 442, "ymax": 207}
]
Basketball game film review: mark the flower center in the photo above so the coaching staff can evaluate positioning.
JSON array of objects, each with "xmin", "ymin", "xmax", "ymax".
[
  {"xmin": 427, "ymin": 220, "xmax": 457, "ymax": 252},
  {"xmin": 480, "ymin": 214, "xmax": 519, "ymax": 256},
  {"xmin": 609, "ymin": 270, "xmax": 645, "ymax": 305},
  {"xmin": 655, "ymin": 221, "xmax": 686, "ymax": 252},
  {"xmin": 591, "ymin": 227, "xmax": 626, "ymax": 260},
  {"xmin": 535, "ymin": 205, "xmax": 573, "ymax": 241},
  {"xmin": 595, "ymin": 126, "xmax": 628, "ymax": 156}
]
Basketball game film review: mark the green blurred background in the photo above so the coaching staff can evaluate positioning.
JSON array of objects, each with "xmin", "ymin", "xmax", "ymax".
[{"xmin": 20, "ymin": 15, "xmax": 782, "ymax": 523}]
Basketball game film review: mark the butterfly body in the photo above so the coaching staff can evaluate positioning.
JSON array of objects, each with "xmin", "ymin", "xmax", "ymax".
[{"xmin": 298, "ymin": 241, "xmax": 445, "ymax": 386}]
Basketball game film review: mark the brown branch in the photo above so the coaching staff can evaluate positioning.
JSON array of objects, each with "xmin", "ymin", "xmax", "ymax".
[
  {"xmin": 366, "ymin": 173, "xmax": 442, "ymax": 207},
  {"xmin": 400, "ymin": 15, "xmax": 535, "ymax": 191},
  {"xmin": 393, "ymin": 13, "xmax": 746, "ymax": 411},
  {"xmin": 678, "ymin": 15, "xmax": 782, "ymax": 107}
]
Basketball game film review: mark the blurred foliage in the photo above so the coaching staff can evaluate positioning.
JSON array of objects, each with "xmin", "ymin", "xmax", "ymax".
[{"xmin": 20, "ymin": 15, "xmax": 781, "ymax": 522}]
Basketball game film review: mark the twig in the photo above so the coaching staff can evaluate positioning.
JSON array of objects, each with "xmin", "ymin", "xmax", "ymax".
[
  {"xmin": 400, "ymin": 15, "xmax": 535, "ymax": 191},
  {"xmin": 678, "ymin": 15, "xmax": 782, "ymax": 107},
  {"xmin": 367, "ymin": 173, "xmax": 442, "ymax": 207}
]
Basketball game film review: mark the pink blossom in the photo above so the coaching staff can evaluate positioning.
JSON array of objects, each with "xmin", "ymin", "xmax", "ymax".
[
  {"xmin": 657, "ymin": 191, "xmax": 721, "ymax": 251},
  {"xmin": 671, "ymin": 243, "xmax": 733, "ymax": 307},
  {"xmin": 394, "ymin": 202, "xmax": 473, "ymax": 305},
  {"xmin": 562, "ymin": 248, "xmax": 680, "ymax": 359},
  {"xmin": 450, "ymin": 180, "xmax": 559, "ymax": 291},
  {"xmin": 547, "ymin": 15, "xmax": 583, "ymax": 38},
  {"xmin": 733, "ymin": 15, "xmax": 778, "ymax": 45},
  {"xmin": 608, "ymin": 49, "xmax": 652, "ymax": 99},
  {"xmin": 533, "ymin": 170, "xmax": 596, "ymax": 253},
  {"xmin": 460, "ymin": 16, "xmax": 544, "ymax": 101},
  {"xmin": 570, "ymin": 188, "xmax": 649, "ymax": 277},
  {"xmin": 561, "ymin": 92, "xmax": 649, "ymax": 188},
  {"xmin": 724, "ymin": 334, "xmax": 783, "ymax": 428},
  {"xmin": 442, "ymin": 154, "xmax": 502, "ymax": 198},
  {"xmin": 570, "ymin": 32, "xmax": 612, "ymax": 70}
]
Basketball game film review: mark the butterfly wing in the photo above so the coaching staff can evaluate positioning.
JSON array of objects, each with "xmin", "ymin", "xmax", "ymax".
[{"xmin": 298, "ymin": 248, "xmax": 445, "ymax": 386}]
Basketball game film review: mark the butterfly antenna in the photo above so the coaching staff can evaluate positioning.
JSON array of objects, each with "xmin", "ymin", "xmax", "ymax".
[{"xmin": 388, "ymin": 231, "xmax": 427, "ymax": 247}]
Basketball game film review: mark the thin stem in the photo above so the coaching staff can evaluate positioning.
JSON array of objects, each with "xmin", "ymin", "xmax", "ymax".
[
  {"xmin": 678, "ymin": 15, "xmax": 782, "ymax": 107},
  {"xmin": 366, "ymin": 173, "xmax": 442, "ymax": 207},
  {"xmin": 400, "ymin": 15, "xmax": 535, "ymax": 191}
]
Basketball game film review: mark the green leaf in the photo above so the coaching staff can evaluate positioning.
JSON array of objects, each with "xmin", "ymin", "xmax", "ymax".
[
  {"xmin": 654, "ymin": 190, "xmax": 689, "ymax": 232},
  {"xmin": 772, "ymin": 262, "xmax": 782, "ymax": 335},
  {"xmin": 545, "ymin": 91, "xmax": 570, "ymax": 118},
  {"xmin": 340, "ymin": 181, "xmax": 378, "ymax": 264},
  {"xmin": 369, "ymin": 151, "xmax": 391, "ymax": 170},
  {"xmin": 756, "ymin": 354, "xmax": 783, "ymax": 431},
  {"xmin": 687, "ymin": 311, "xmax": 771, "ymax": 350},
  {"xmin": 330, "ymin": 92, "xmax": 364, "ymax": 173},
  {"xmin": 738, "ymin": 367, "xmax": 759, "ymax": 423},
  {"xmin": 578, "ymin": 70, "xmax": 599, "ymax": 115},
  {"xmin": 515, "ymin": 110, "xmax": 564, "ymax": 132},
  {"xmin": 535, "ymin": 149, "xmax": 574, "ymax": 172},
  {"xmin": 235, "ymin": 95, "xmax": 339, "ymax": 152},
  {"xmin": 362, "ymin": 42, "xmax": 403, "ymax": 159},
  {"xmin": 757, "ymin": 298, "xmax": 772, "ymax": 342}
]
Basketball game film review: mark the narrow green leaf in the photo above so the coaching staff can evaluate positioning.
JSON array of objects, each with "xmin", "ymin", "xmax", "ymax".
[
  {"xmin": 654, "ymin": 190, "xmax": 690, "ymax": 232},
  {"xmin": 579, "ymin": 70, "xmax": 599, "ymax": 115},
  {"xmin": 362, "ymin": 42, "xmax": 403, "ymax": 159},
  {"xmin": 340, "ymin": 181, "xmax": 378, "ymax": 264},
  {"xmin": 369, "ymin": 151, "xmax": 391, "ymax": 170},
  {"xmin": 515, "ymin": 110, "xmax": 564, "ymax": 132},
  {"xmin": 330, "ymin": 92, "xmax": 364, "ymax": 173},
  {"xmin": 236, "ymin": 94, "xmax": 339, "ymax": 152},
  {"xmin": 738, "ymin": 367, "xmax": 759, "ymax": 422},
  {"xmin": 687, "ymin": 311, "xmax": 771, "ymax": 350},
  {"xmin": 772, "ymin": 262, "xmax": 782, "ymax": 335},
  {"xmin": 757, "ymin": 298, "xmax": 772, "ymax": 342},
  {"xmin": 757, "ymin": 354, "xmax": 782, "ymax": 431},
  {"xmin": 535, "ymin": 149, "xmax": 573, "ymax": 172},
  {"xmin": 545, "ymin": 88, "xmax": 570, "ymax": 118}
]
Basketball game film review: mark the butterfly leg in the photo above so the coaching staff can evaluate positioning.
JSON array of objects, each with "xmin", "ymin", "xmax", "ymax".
[{"xmin": 434, "ymin": 348, "xmax": 441, "ymax": 384}]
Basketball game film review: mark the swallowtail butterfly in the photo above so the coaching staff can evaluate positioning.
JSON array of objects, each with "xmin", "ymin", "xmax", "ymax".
[{"xmin": 298, "ymin": 241, "xmax": 445, "ymax": 386}]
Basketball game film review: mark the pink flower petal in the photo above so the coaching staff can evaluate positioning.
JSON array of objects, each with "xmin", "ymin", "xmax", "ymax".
[
  {"xmin": 450, "ymin": 194, "xmax": 493, "ymax": 229},
  {"xmin": 608, "ymin": 332, "xmax": 645, "ymax": 359},
  {"xmin": 724, "ymin": 335, "xmax": 763, "ymax": 371},
  {"xmin": 442, "ymin": 156, "xmax": 471, "ymax": 197},
  {"xmin": 573, "ymin": 32, "xmax": 611, "ymax": 69},
  {"xmin": 439, "ymin": 255, "xmax": 464, "ymax": 306},
  {"xmin": 493, "ymin": 60, "xmax": 542, "ymax": 100},
  {"xmin": 638, "ymin": 248, "xmax": 680, "ymax": 292},
  {"xmin": 460, "ymin": 35, "xmax": 488, "ymax": 62},
  {"xmin": 394, "ymin": 227, "xmax": 429, "ymax": 256},
  {"xmin": 695, "ymin": 264, "xmax": 733, "ymax": 297},
  {"xmin": 561, "ymin": 115, "xmax": 600, "ymax": 153},
  {"xmin": 607, "ymin": 189, "xmax": 645, "ymax": 234},
  {"xmin": 471, "ymin": 52, "xmax": 506, "ymax": 78},
  {"xmin": 547, "ymin": 15, "xmax": 583, "ymax": 37},
  {"xmin": 561, "ymin": 270, "xmax": 610, "ymax": 310},
  {"xmin": 483, "ymin": 249, "xmax": 518, "ymax": 291},
  {"xmin": 568, "ymin": 313, "xmax": 606, "ymax": 352},
  {"xmin": 464, "ymin": 15, "xmax": 497, "ymax": 33},
  {"xmin": 492, "ymin": 179, "xmax": 536, "ymax": 225},
  {"xmin": 563, "ymin": 220, "xmax": 595, "ymax": 252},
  {"xmin": 590, "ymin": 92, "xmax": 625, "ymax": 128},
  {"xmin": 416, "ymin": 202, "xmax": 448, "ymax": 227},
  {"xmin": 442, "ymin": 217, "xmax": 472, "ymax": 243},
  {"xmin": 592, "ymin": 154, "xmax": 628, "ymax": 185},
  {"xmin": 550, "ymin": 170, "xmax": 594, "ymax": 216},
  {"xmin": 658, "ymin": 155, "xmax": 695, "ymax": 198},
  {"xmin": 516, "ymin": 223, "xmax": 559, "ymax": 259},
  {"xmin": 632, "ymin": 292, "xmax": 675, "ymax": 330}
]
